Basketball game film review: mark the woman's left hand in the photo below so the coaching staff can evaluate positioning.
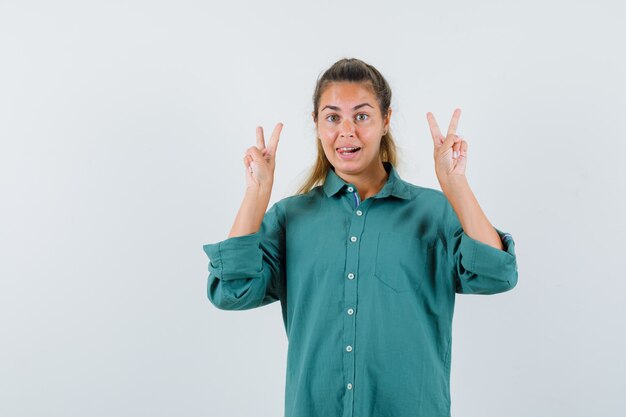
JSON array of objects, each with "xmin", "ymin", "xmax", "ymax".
[{"xmin": 426, "ymin": 108, "xmax": 467, "ymax": 185}]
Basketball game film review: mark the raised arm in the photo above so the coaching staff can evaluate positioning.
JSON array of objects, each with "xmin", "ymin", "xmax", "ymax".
[
  {"xmin": 202, "ymin": 123, "xmax": 286, "ymax": 310},
  {"xmin": 427, "ymin": 109, "xmax": 518, "ymax": 294},
  {"xmin": 229, "ymin": 123, "xmax": 283, "ymax": 237}
]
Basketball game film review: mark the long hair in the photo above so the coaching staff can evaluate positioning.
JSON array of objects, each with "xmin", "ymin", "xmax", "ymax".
[{"xmin": 294, "ymin": 58, "xmax": 399, "ymax": 195}]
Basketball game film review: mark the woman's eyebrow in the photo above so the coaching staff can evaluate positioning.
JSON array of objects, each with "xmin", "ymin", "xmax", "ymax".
[{"xmin": 321, "ymin": 103, "xmax": 374, "ymax": 112}]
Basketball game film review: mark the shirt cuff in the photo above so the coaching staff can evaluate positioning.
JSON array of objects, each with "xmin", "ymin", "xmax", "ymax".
[
  {"xmin": 202, "ymin": 232, "xmax": 263, "ymax": 281},
  {"xmin": 458, "ymin": 227, "xmax": 518, "ymax": 284}
]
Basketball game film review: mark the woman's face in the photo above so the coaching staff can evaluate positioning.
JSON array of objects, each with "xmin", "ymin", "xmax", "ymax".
[{"xmin": 314, "ymin": 81, "xmax": 391, "ymax": 179}]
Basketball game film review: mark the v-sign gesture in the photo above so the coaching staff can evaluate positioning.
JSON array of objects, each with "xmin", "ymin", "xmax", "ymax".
[
  {"xmin": 425, "ymin": 108, "xmax": 504, "ymax": 251},
  {"xmin": 243, "ymin": 122, "xmax": 283, "ymax": 190},
  {"xmin": 229, "ymin": 122, "xmax": 283, "ymax": 238},
  {"xmin": 427, "ymin": 108, "xmax": 467, "ymax": 186}
]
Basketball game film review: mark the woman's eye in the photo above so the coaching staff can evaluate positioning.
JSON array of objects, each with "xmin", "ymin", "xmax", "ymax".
[{"xmin": 325, "ymin": 114, "xmax": 368, "ymax": 122}]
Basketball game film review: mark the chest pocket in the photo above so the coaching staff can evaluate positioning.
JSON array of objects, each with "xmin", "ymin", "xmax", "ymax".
[{"xmin": 374, "ymin": 231, "xmax": 432, "ymax": 293}]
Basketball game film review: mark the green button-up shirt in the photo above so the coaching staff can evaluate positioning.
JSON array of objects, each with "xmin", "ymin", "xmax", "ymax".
[{"xmin": 203, "ymin": 161, "xmax": 518, "ymax": 417}]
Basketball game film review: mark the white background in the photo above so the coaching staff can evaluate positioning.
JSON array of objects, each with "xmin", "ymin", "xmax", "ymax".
[{"xmin": 1, "ymin": 1, "xmax": 624, "ymax": 416}]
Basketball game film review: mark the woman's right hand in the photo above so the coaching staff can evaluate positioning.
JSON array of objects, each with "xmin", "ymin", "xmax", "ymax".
[{"xmin": 243, "ymin": 122, "xmax": 283, "ymax": 191}]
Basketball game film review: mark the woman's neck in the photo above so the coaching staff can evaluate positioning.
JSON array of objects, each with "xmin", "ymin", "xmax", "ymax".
[{"xmin": 336, "ymin": 161, "xmax": 389, "ymax": 201}]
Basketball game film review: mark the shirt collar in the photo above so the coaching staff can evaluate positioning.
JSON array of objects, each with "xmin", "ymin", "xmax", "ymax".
[{"xmin": 322, "ymin": 161, "xmax": 411, "ymax": 200}]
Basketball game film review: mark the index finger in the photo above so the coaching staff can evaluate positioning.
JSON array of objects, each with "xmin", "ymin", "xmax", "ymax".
[
  {"xmin": 446, "ymin": 108, "xmax": 462, "ymax": 136},
  {"xmin": 256, "ymin": 126, "xmax": 266, "ymax": 150}
]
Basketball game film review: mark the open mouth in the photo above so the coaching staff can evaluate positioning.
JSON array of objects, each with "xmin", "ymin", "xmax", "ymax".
[{"xmin": 336, "ymin": 146, "xmax": 361, "ymax": 155}]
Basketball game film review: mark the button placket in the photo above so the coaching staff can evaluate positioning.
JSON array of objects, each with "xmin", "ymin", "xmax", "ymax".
[
  {"xmin": 346, "ymin": 184, "xmax": 361, "ymax": 209},
  {"xmin": 342, "ymin": 199, "xmax": 368, "ymax": 412}
]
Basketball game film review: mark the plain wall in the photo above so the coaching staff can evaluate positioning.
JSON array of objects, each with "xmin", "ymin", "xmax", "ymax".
[{"xmin": 1, "ymin": 0, "xmax": 624, "ymax": 416}]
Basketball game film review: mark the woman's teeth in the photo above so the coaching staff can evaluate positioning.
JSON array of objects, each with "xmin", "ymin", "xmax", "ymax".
[{"xmin": 337, "ymin": 147, "xmax": 361, "ymax": 154}]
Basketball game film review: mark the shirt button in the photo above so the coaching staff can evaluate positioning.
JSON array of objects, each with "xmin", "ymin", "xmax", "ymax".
[
  {"xmin": 346, "ymin": 345, "xmax": 353, "ymax": 352},
  {"xmin": 347, "ymin": 308, "xmax": 354, "ymax": 315},
  {"xmin": 350, "ymin": 236, "xmax": 357, "ymax": 242},
  {"xmin": 347, "ymin": 383, "xmax": 353, "ymax": 390},
  {"xmin": 347, "ymin": 186, "xmax": 354, "ymax": 192},
  {"xmin": 356, "ymin": 210, "xmax": 363, "ymax": 216},
  {"xmin": 347, "ymin": 273, "xmax": 355, "ymax": 280}
]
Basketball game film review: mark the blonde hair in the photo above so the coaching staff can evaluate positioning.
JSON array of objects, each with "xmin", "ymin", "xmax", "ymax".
[{"xmin": 295, "ymin": 58, "xmax": 398, "ymax": 195}]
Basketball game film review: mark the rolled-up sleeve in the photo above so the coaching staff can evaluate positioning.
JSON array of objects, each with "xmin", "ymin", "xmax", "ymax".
[
  {"xmin": 443, "ymin": 201, "xmax": 519, "ymax": 295},
  {"xmin": 202, "ymin": 202, "xmax": 285, "ymax": 310}
]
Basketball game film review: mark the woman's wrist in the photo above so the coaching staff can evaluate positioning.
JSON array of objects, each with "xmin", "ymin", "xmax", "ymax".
[
  {"xmin": 245, "ymin": 182, "xmax": 273, "ymax": 200},
  {"xmin": 227, "ymin": 183, "xmax": 273, "ymax": 239}
]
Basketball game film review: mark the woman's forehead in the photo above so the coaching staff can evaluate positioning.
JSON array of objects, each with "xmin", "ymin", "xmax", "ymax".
[{"xmin": 320, "ymin": 82, "xmax": 378, "ymax": 110}]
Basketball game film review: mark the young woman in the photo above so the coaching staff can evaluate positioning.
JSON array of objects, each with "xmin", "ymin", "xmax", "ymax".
[{"xmin": 203, "ymin": 58, "xmax": 518, "ymax": 417}]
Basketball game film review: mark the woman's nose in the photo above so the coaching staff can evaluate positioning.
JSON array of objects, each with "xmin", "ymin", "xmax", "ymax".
[{"xmin": 340, "ymin": 119, "xmax": 355, "ymax": 137}]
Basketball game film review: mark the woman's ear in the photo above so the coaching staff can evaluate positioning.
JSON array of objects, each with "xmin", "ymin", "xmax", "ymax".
[
  {"xmin": 312, "ymin": 111, "xmax": 320, "ymax": 138},
  {"xmin": 383, "ymin": 108, "xmax": 392, "ymax": 134}
]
